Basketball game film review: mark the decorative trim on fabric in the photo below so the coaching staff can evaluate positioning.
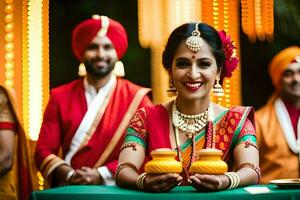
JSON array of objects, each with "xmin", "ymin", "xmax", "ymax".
[
  {"xmin": 65, "ymin": 76, "xmax": 117, "ymax": 164},
  {"xmin": 93, "ymin": 87, "xmax": 151, "ymax": 168},
  {"xmin": 275, "ymin": 98, "xmax": 300, "ymax": 153},
  {"xmin": 40, "ymin": 154, "xmax": 67, "ymax": 178},
  {"xmin": 97, "ymin": 16, "xmax": 109, "ymax": 37}
]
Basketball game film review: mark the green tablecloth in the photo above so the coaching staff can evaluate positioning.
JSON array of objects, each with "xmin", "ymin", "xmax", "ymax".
[{"xmin": 30, "ymin": 185, "xmax": 300, "ymax": 200}]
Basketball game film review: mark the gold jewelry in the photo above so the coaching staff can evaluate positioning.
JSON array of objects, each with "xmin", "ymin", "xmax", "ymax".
[
  {"xmin": 120, "ymin": 142, "xmax": 137, "ymax": 151},
  {"xmin": 225, "ymin": 172, "xmax": 240, "ymax": 189},
  {"xmin": 116, "ymin": 161, "xmax": 139, "ymax": 173},
  {"xmin": 237, "ymin": 162, "xmax": 261, "ymax": 183},
  {"xmin": 186, "ymin": 23, "xmax": 204, "ymax": 52},
  {"xmin": 166, "ymin": 78, "xmax": 177, "ymax": 97},
  {"xmin": 136, "ymin": 172, "xmax": 147, "ymax": 191},
  {"xmin": 244, "ymin": 138, "xmax": 259, "ymax": 151},
  {"xmin": 172, "ymin": 101, "xmax": 208, "ymax": 139},
  {"xmin": 115, "ymin": 161, "xmax": 139, "ymax": 180},
  {"xmin": 212, "ymin": 77, "xmax": 224, "ymax": 97}
]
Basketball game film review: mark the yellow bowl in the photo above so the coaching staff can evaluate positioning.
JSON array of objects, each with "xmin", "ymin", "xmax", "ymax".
[
  {"xmin": 188, "ymin": 148, "xmax": 228, "ymax": 174},
  {"xmin": 144, "ymin": 148, "xmax": 183, "ymax": 174}
]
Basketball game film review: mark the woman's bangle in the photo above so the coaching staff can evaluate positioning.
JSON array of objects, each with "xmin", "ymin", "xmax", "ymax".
[
  {"xmin": 136, "ymin": 172, "xmax": 147, "ymax": 191},
  {"xmin": 225, "ymin": 172, "xmax": 240, "ymax": 189},
  {"xmin": 237, "ymin": 162, "xmax": 261, "ymax": 183},
  {"xmin": 115, "ymin": 161, "xmax": 139, "ymax": 180}
]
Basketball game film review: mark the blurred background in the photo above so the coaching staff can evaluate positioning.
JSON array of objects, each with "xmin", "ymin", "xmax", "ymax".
[
  {"xmin": 0, "ymin": 0, "xmax": 300, "ymax": 190},
  {"xmin": 49, "ymin": 0, "xmax": 300, "ymax": 109}
]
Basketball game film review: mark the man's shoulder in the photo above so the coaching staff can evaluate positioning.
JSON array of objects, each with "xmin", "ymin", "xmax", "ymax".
[
  {"xmin": 50, "ymin": 79, "xmax": 83, "ymax": 95},
  {"xmin": 256, "ymin": 102, "xmax": 274, "ymax": 116},
  {"xmin": 117, "ymin": 78, "xmax": 148, "ymax": 91}
]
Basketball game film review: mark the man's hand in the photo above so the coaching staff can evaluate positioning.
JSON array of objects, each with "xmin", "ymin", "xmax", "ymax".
[
  {"xmin": 68, "ymin": 166, "xmax": 103, "ymax": 185},
  {"xmin": 52, "ymin": 164, "xmax": 74, "ymax": 186}
]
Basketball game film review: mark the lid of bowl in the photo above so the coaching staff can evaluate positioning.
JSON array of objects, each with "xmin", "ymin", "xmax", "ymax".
[
  {"xmin": 197, "ymin": 148, "xmax": 223, "ymax": 156},
  {"xmin": 150, "ymin": 148, "xmax": 177, "ymax": 156}
]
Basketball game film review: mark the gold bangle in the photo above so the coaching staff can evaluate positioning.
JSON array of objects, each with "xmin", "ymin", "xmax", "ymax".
[
  {"xmin": 237, "ymin": 162, "xmax": 261, "ymax": 183},
  {"xmin": 115, "ymin": 161, "xmax": 139, "ymax": 180},
  {"xmin": 225, "ymin": 172, "xmax": 240, "ymax": 189},
  {"xmin": 136, "ymin": 172, "xmax": 147, "ymax": 191}
]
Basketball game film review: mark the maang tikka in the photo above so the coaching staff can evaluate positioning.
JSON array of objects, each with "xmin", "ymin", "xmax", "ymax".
[{"xmin": 186, "ymin": 23, "xmax": 204, "ymax": 52}]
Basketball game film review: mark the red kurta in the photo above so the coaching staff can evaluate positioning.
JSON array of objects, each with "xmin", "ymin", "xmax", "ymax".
[{"xmin": 35, "ymin": 78, "xmax": 152, "ymax": 179}]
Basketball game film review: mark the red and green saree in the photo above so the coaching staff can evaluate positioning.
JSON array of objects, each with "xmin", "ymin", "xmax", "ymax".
[{"xmin": 124, "ymin": 104, "xmax": 256, "ymax": 183}]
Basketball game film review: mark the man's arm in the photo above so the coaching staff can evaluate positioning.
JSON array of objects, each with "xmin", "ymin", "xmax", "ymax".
[{"xmin": 34, "ymin": 92, "xmax": 66, "ymax": 185}]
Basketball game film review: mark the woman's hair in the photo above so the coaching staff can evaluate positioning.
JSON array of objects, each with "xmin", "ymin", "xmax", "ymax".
[{"xmin": 162, "ymin": 23, "xmax": 225, "ymax": 73}]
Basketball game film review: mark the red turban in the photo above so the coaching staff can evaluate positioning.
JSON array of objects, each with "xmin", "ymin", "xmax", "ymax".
[
  {"xmin": 72, "ymin": 16, "xmax": 128, "ymax": 61},
  {"xmin": 269, "ymin": 46, "xmax": 300, "ymax": 89}
]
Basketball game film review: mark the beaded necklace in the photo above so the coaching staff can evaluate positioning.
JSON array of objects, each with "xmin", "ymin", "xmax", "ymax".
[
  {"xmin": 172, "ymin": 100, "xmax": 215, "ymax": 169},
  {"xmin": 172, "ymin": 103, "xmax": 208, "ymax": 139}
]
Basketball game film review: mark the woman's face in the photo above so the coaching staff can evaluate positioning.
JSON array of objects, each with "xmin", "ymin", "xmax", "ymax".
[{"xmin": 171, "ymin": 39, "xmax": 220, "ymax": 101}]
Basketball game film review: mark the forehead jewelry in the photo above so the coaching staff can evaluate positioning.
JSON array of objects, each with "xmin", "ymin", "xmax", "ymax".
[{"xmin": 186, "ymin": 23, "xmax": 204, "ymax": 52}]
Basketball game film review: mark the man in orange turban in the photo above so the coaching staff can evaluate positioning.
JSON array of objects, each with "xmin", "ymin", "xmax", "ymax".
[
  {"xmin": 35, "ymin": 15, "xmax": 152, "ymax": 187},
  {"xmin": 256, "ymin": 46, "xmax": 300, "ymax": 183}
]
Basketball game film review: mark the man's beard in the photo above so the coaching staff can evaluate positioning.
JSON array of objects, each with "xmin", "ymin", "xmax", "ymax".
[{"xmin": 83, "ymin": 60, "xmax": 115, "ymax": 79}]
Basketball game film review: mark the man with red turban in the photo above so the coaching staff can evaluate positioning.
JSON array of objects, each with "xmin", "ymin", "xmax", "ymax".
[
  {"xmin": 35, "ymin": 15, "xmax": 152, "ymax": 187},
  {"xmin": 256, "ymin": 46, "xmax": 300, "ymax": 183}
]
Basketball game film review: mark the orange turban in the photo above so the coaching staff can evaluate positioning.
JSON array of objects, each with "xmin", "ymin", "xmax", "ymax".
[
  {"xmin": 72, "ymin": 15, "xmax": 128, "ymax": 61},
  {"xmin": 269, "ymin": 46, "xmax": 300, "ymax": 89}
]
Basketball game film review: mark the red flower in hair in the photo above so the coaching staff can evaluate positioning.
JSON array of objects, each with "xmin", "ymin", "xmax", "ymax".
[{"xmin": 218, "ymin": 30, "xmax": 239, "ymax": 78}]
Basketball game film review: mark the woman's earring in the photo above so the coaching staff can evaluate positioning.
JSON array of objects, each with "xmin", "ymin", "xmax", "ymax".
[
  {"xmin": 166, "ymin": 78, "xmax": 177, "ymax": 97},
  {"xmin": 78, "ymin": 63, "xmax": 87, "ymax": 77},
  {"xmin": 213, "ymin": 77, "xmax": 224, "ymax": 96}
]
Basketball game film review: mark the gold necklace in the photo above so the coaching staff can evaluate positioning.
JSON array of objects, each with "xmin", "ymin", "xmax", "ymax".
[{"xmin": 172, "ymin": 101, "xmax": 208, "ymax": 139}]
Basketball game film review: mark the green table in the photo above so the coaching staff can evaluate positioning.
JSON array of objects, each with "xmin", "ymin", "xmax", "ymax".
[{"xmin": 30, "ymin": 185, "xmax": 300, "ymax": 200}]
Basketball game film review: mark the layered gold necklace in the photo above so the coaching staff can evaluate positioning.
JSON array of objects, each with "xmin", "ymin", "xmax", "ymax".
[
  {"xmin": 171, "ymin": 100, "xmax": 214, "ymax": 174},
  {"xmin": 172, "ymin": 101, "xmax": 209, "ymax": 139}
]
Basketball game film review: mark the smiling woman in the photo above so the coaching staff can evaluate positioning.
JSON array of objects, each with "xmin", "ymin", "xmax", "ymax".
[{"xmin": 116, "ymin": 22, "xmax": 260, "ymax": 193}]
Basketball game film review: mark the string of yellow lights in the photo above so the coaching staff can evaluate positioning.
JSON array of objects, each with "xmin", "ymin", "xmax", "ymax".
[{"xmin": 4, "ymin": 0, "xmax": 14, "ymax": 89}]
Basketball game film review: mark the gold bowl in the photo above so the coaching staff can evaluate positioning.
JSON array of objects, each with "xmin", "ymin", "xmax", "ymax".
[
  {"xmin": 188, "ymin": 148, "xmax": 228, "ymax": 174},
  {"xmin": 144, "ymin": 148, "xmax": 182, "ymax": 174}
]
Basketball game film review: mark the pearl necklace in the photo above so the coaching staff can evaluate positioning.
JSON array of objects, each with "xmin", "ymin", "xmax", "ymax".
[{"xmin": 172, "ymin": 101, "xmax": 209, "ymax": 139}]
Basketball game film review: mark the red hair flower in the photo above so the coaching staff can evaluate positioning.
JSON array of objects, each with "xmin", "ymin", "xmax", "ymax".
[{"xmin": 218, "ymin": 30, "xmax": 239, "ymax": 78}]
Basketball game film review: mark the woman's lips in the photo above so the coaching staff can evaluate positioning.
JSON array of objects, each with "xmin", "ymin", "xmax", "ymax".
[{"xmin": 184, "ymin": 82, "xmax": 203, "ymax": 92}]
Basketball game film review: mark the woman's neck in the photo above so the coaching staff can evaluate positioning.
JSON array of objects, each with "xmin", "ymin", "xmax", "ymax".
[{"xmin": 175, "ymin": 96, "xmax": 210, "ymax": 115}]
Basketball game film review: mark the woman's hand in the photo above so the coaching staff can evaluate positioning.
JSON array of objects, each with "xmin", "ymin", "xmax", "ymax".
[
  {"xmin": 143, "ymin": 173, "xmax": 183, "ymax": 192},
  {"xmin": 188, "ymin": 174, "xmax": 229, "ymax": 192}
]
